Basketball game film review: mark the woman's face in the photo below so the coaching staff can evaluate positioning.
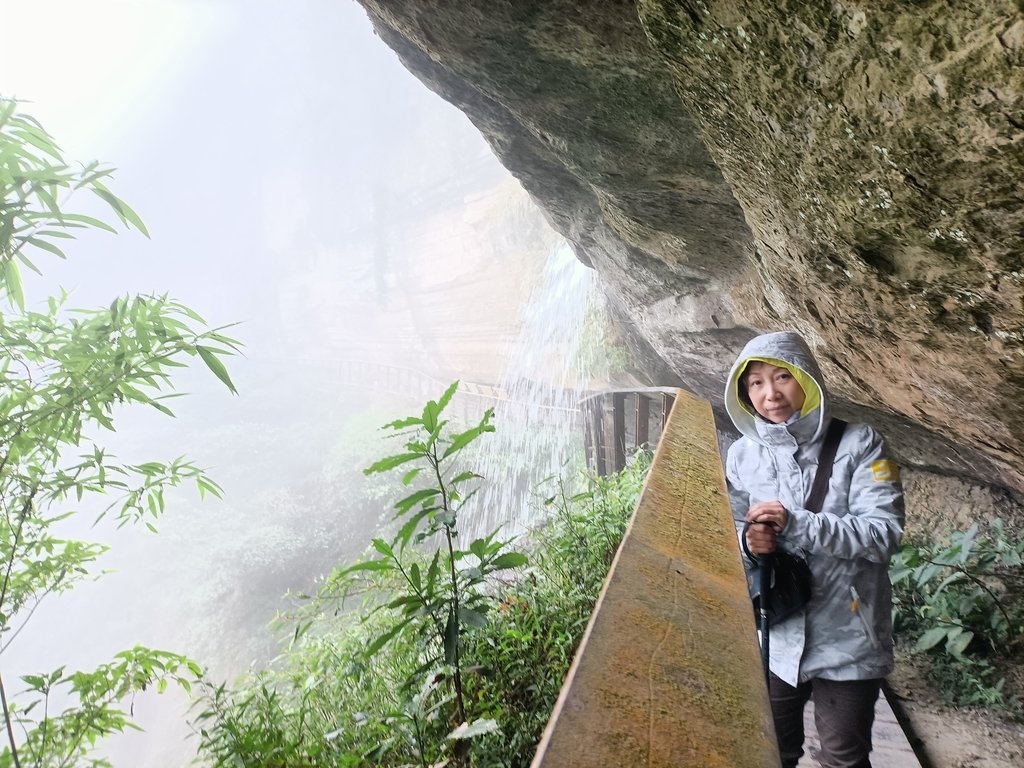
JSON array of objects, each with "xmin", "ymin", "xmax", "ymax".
[{"xmin": 743, "ymin": 362, "xmax": 806, "ymax": 424}]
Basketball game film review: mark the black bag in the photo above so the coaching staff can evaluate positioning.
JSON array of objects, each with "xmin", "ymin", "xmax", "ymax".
[{"xmin": 743, "ymin": 418, "xmax": 846, "ymax": 627}]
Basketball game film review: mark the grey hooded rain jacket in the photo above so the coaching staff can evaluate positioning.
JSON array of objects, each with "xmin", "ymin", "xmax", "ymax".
[{"xmin": 724, "ymin": 332, "xmax": 905, "ymax": 687}]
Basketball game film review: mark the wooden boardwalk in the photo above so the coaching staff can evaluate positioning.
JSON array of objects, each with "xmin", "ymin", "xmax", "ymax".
[{"xmin": 797, "ymin": 689, "xmax": 922, "ymax": 767}]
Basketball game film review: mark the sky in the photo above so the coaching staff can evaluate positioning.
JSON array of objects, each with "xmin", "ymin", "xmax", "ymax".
[{"xmin": 2, "ymin": 0, "xmax": 499, "ymax": 319}]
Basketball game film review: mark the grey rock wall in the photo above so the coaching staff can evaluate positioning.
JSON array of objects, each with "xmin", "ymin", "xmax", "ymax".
[{"xmin": 356, "ymin": 0, "xmax": 1024, "ymax": 504}]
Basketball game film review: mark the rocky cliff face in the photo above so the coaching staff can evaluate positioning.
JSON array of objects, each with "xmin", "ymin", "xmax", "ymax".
[{"xmin": 356, "ymin": 1, "xmax": 1024, "ymax": 509}]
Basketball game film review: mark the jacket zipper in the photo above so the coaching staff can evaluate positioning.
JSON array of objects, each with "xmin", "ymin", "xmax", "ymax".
[{"xmin": 850, "ymin": 586, "xmax": 880, "ymax": 649}]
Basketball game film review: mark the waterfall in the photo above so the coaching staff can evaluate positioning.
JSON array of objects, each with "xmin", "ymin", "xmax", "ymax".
[{"xmin": 463, "ymin": 239, "xmax": 601, "ymax": 541}]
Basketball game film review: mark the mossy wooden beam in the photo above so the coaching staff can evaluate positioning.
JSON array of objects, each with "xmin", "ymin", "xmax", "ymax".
[{"xmin": 532, "ymin": 388, "xmax": 778, "ymax": 768}]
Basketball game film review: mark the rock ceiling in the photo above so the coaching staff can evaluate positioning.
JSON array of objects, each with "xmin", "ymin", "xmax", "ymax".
[{"xmin": 356, "ymin": 1, "xmax": 1024, "ymax": 498}]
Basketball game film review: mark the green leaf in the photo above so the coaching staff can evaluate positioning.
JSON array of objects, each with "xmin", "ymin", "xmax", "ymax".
[
  {"xmin": 469, "ymin": 538, "xmax": 488, "ymax": 560},
  {"xmin": 382, "ymin": 415, "xmax": 423, "ymax": 430},
  {"xmin": 437, "ymin": 380, "xmax": 459, "ymax": 412},
  {"xmin": 422, "ymin": 400, "xmax": 440, "ymax": 432},
  {"xmin": 337, "ymin": 559, "xmax": 391, "ymax": 576},
  {"xmin": 394, "ymin": 508, "xmax": 431, "ymax": 551},
  {"xmin": 488, "ymin": 552, "xmax": 529, "ymax": 570},
  {"xmin": 394, "ymin": 488, "xmax": 441, "ymax": 515},
  {"xmin": 459, "ymin": 607, "xmax": 488, "ymax": 629},
  {"xmin": 365, "ymin": 618, "xmax": 412, "ymax": 658},
  {"xmin": 196, "ymin": 345, "xmax": 237, "ymax": 394},
  {"xmin": 387, "ymin": 594, "xmax": 423, "ymax": 611},
  {"xmin": 442, "ymin": 423, "xmax": 494, "ymax": 460},
  {"xmin": 3, "ymin": 257, "xmax": 25, "ymax": 310},
  {"xmin": 371, "ymin": 538, "xmax": 394, "ymax": 558},
  {"xmin": 916, "ymin": 626, "xmax": 951, "ymax": 651},
  {"xmin": 947, "ymin": 629, "xmax": 974, "ymax": 658},
  {"xmin": 426, "ymin": 551, "xmax": 441, "ymax": 590},
  {"xmin": 364, "ymin": 452, "xmax": 421, "ymax": 476},
  {"xmin": 914, "ymin": 563, "xmax": 944, "ymax": 587},
  {"xmin": 91, "ymin": 183, "xmax": 150, "ymax": 237}
]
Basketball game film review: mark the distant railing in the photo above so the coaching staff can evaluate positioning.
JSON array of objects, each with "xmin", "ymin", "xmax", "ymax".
[
  {"xmin": 300, "ymin": 360, "xmax": 680, "ymax": 472},
  {"xmin": 580, "ymin": 388, "xmax": 677, "ymax": 475}
]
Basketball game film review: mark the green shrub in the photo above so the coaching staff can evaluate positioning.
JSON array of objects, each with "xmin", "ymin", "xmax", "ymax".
[
  {"xmin": 461, "ymin": 452, "xmax": 649, "ymax": 767},
  {"xmin": 891, "ymin": 519, "xmax": 1024, "ymax": 711}
]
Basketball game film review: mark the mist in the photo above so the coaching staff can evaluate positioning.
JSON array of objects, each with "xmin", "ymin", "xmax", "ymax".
[{"xmin": 0, "ymin": 2, "xmax": 613, "ymax": 765}]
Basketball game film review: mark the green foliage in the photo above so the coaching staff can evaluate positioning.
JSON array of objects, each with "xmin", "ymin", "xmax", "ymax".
[
  {"xmin": 1, "ymin": 648, "xmax": 201, "ymax": 768},
  {"xmin": 0, "ymin": 97, "xmax": 238, "ymax": 765},
  {"xmin": 0, "ymin": 98, "xmax": 147, "ymax": 310},
  {"xmin": 891, "ymin": 519, "xmax": 1024, "ymax": 710},
  {"xmin": 461, "ymin": 452, "xmax": 649, "ymax": 766},
  {"xmin": 192, "ymin": 404, "xmax": 650, "ymax": 768}
]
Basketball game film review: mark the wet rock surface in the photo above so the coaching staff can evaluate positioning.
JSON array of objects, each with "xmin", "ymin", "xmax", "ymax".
[{"xmin": 354, "ymin": 0, "xmax": 1024, "ymax": 502}]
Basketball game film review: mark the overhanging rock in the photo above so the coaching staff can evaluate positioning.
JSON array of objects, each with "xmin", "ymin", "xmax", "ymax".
[{"xmin": 356, "ymin": 1, "xmax": 1024, "ymax": 500}]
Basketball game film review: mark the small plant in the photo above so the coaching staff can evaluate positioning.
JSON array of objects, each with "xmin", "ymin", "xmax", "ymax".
[
  {"xmin": 891, "ymin": 519, "xmax": 1024, "ymax": 709},
  {"xmin": 343, "ymin": 382, "xmax": 527, "ymax": 752}
]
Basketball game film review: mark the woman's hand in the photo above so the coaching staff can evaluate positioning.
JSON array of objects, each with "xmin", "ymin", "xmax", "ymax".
[{"xmin": 744, "ymin": 501, "xmax": 789, "ymax": 555}]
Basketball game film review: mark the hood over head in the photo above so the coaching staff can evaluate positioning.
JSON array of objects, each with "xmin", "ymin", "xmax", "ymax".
[{"xmin": 724, "ymin": 331, "xmax": 830, "ymax": 443}]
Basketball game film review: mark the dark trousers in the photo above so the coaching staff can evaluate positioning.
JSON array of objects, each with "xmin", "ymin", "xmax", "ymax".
[{"xmin": 769, "ymin": 673, "xmax": 882, "ymax": 768}]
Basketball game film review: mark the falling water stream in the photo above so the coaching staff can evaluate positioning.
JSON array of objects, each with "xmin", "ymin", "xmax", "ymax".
[{"xmin": 466, "ymin": 239, "xmax": 603, "ymax": 541}]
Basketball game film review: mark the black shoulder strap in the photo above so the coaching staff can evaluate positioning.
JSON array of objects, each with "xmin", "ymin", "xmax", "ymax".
[{"xmin": 805, "ymin": 418, "xmax": 847, "ymax": 514}]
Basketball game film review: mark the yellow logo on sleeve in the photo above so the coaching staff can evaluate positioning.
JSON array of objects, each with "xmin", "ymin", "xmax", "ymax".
[{"xmin": 871, "ymin": 460, "xmax": 900, "ymax": 482}]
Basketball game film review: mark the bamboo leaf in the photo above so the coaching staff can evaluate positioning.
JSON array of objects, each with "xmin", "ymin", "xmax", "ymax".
[
  {"xmin": 25, "ymin": 236, "xmax": 68, "ymax": 259},
  {"xmin": 56, "ymin": 212, "xmax": 119, "ymax": 233},
  {"xmin": 91, "ymin": 183, "xmax": 150, "ymax": 237},
  {"xmin": 3, "ymin": 257, "xmax": 25, "ymax": 310},
  {"xmin": 196, "ymin": 345, "xmax": 237, "ymax": 394}
]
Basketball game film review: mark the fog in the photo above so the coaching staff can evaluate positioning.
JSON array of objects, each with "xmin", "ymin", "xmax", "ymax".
[{"xmin": 1, "ymin": 2, "xmax": 608, "ymax": 765}]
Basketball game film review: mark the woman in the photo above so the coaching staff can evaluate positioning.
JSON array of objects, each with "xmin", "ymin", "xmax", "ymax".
[{"xmin": 724, "ymin": 331, "xmax": 904, "ymax": 768}]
